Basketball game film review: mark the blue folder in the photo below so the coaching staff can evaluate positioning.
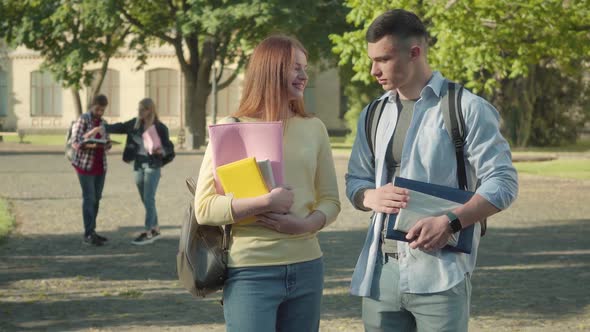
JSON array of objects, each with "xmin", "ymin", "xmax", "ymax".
[{"xmin": 385, "ymin": 177, "xmax": 476, "ymax": 254}]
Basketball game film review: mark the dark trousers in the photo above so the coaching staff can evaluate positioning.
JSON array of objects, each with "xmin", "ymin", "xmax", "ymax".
[{"xmin": 77, "ymin": 173, "xmax": 106, "ymax": 237}]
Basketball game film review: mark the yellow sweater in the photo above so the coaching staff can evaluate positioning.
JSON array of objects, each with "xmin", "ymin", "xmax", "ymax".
[{"xmin": 194, "ymin": 116, "xmax": 341, "ymax": 267}]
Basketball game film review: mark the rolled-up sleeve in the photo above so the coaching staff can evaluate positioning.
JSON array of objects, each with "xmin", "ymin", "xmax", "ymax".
[
  {"xmin": 345, "ymin": 105, "xmax": 377, "ymax": 210},
  {"xmin": 71, "ymin": 117, "xmax": 86, "ymax": 147},
  {"xmin": 313, "ymin": 122, "xmax": 341, "ymax": 226},
  {"xmin": 464, "ymin": 98, "xmax": 518, "ymax": 210}
]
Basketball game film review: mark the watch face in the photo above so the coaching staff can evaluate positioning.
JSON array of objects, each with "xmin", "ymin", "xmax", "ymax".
[{"xmin": 450, "ymin": 219, "xmax": 462, "ymax": 233}]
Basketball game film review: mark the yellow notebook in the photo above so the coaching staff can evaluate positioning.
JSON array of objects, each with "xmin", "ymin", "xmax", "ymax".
[{"xmin": 216, "ymin": 157, "xmax": 270, "ymax": 223}]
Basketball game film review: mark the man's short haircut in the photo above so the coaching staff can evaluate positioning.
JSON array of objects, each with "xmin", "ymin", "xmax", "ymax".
[
  {"xmin": 366, "ymin": 9, "xmax": 428, "ymax": 44},
  {"xmin": 91, "ymin": 94, "xmax": 108, "ymax": 107}
]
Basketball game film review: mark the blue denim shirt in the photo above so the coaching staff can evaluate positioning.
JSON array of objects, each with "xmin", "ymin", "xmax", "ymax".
[{"xmin": 346, "ymin": 71, "xmax": 518, "ymax": 296}]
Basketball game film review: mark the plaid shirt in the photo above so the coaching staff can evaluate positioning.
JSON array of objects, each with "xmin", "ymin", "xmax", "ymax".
[{"xmin": 70, "ymin": 112, "xmax": 110, "ymax": 172}]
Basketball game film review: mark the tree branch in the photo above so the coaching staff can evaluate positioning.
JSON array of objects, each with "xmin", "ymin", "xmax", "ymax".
[
  {"xmin": 118, "ymin": 4, "xmax": 188, "ymax": 70},
  {"xmin": 217, "ymin": 56, "xmax": 246, "ymax": 90},
  {"xmin": 118, "ymin": 5, "xmax": 177, "ymax": 45}
]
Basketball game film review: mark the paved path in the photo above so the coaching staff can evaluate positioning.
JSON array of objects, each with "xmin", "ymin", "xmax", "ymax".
[{"xmin": 1, "ymin": 147, "xmax": 589, "ymax": 331}]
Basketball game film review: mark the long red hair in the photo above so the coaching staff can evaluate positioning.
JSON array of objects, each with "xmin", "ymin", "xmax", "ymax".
[{"xmin": 233, "ymin": 35, "xmax": 309, "ymax": 121}]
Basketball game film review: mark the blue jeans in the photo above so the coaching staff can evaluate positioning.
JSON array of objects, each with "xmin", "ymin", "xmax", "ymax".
[
  {"xmin": 133, "ymin": 163, "xmax": 160, "ymax": 230},
  {"xmin": 77, "ymin": 172, "xmax": 106, "ymax": 237},
  {"xmin": 223, "ymin": 257, "xmax": 324, "ymax": 332}
]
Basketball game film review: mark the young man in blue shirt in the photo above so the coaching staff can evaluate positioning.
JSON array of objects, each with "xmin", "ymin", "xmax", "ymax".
[{"xmin": 346, "ymin": 9, "xmax": 518, "ymax": 331}]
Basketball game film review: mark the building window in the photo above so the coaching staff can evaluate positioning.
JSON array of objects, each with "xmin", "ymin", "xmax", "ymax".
[
  {"xmin": 0, "ymin": 70, "xmax": 7, "ymax": 116},
  {"xmin": 30, "ymin": 71, "xmax": 62, "ymax": 116},
  {"xmin": 145, "ymin": 68, "xmax": 180, "ymax": 116},
  {"xmin": 88, "ymin": 69, "xmax": 120, "ymax": 117}
]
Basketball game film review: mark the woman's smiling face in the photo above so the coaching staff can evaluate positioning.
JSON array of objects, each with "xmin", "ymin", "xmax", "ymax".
[{"xmin": 287, "ymin": 48, "xmax": 308, "ymax": 100}]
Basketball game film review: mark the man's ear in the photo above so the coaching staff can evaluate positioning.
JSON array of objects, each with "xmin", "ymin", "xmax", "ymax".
[{"xmin": 409, "ymin": 45, "xmax": 421, "ymax": 59}]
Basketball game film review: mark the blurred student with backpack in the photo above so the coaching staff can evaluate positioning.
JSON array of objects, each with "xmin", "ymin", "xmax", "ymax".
[
  {"xmin": 89, "ymin": 98, "xmax": 175, "ymax": 245},
  {"xmin": 70, "ymin": 94, "xmax": 111, "ymax": 247}
]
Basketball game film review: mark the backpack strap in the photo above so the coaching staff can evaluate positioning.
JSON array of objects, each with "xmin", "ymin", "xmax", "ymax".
[
  {"xmin": 442, "ymin": 81, "xmax": 487, "ymax": 236},
  {"xmin": 364, "ymin": 97, "xmax": 388, "ymax": 167},
  {"xmin": 442, "ymin": 81, "xmax": 467, "ymax": 190}
]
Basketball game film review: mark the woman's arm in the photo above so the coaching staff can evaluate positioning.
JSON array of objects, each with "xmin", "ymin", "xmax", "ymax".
[
  {"xmin": 256, "ymin": 119, "xmax": 340, "ymax": 234},
  {"xmin": 104, "ymin": 118, "xmax": 135, "ymax": 134},
  {"xmin": 231, "ymin": 186, "xmax": 293, "ymax": 220},
  {"xmin": 194, "ymin": 144, "xmax": 293, "ymax": 226},
  {"xmin": 157, "ymin": 123, "xmax": 175, "ymax": 164}
]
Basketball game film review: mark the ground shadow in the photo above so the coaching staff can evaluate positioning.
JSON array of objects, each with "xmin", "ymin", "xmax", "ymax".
[
  {"xmin": 1, "ymin": 220, "xmax": 589, "ymax": 331},
  {"xmin": 472, "ymin": 218, "xmax": 590, "ymax": 319}
]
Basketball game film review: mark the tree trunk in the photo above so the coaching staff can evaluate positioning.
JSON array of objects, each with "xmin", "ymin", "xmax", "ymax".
[
  {"xmin": 183, "ymin": 70, "xmax": 201, "ymax": 148},
  {"xmin": 184, "ymin": 39, "xmax": 215, "ymax": 149},
  {"xmin": 89, "ymin": 58, "xmax": 111, "ymax": 106},
  {"xmin": 500, "ymin": 71, "xmax": 536, "ymax": 147},
  {"xmin": 71, "ymin": 88, "xmax": 83, "ymax": 116}
]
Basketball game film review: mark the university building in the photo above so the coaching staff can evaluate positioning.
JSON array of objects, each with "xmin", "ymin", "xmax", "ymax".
[{"xmin": 0, "ymin": 44, "xmax": 347, "ymax": 142}]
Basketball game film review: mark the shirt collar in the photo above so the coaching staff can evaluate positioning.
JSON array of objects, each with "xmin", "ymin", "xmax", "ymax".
[
  {"xmin": 378, "ymin": 90, "xmax": 394, "ymax": 102},
  {"xmin": 422, "ymin": 71, "xmax": 445, "ymax": 98},
  {"xmin": 377, "ymin": 71, "xmax": 445, "ymax": 103}
]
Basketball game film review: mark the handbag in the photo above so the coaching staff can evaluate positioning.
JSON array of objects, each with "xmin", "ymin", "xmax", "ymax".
[{"xmin": 176, "ymin": 177, "xmax": 231, "ymax": 297}]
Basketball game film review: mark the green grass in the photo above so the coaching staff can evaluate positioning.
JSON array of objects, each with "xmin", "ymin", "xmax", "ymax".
[
  {"xmin": 515, "ymin": 159, "xmax": 590, "ymax": 180},
  {"xmin": 3, "ymin": 134, "xmax": 179, "ymax": 145},
  {"xmin": 512, "ymin": 138, "xmax": 590, "ymax": 153},
  {"xmin": 330, "ymin": 137, "xmax": 590, "ymax": 153},
  {"xmin": 329, "ymin": 136, "xmax": 352, "ymax": 150},
  {"xmin": 0, "ymin": 198, "xmax": 15, "ymax": 242}
]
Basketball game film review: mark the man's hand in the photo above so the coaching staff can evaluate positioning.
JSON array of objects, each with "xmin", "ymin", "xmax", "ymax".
[
  {"xmin": 363, "ymin": 183, "xmax": 409, "ymax": 214},
  {"xmin": 406, "ymin": 215, "xmax": 451, "ymax": 251}
]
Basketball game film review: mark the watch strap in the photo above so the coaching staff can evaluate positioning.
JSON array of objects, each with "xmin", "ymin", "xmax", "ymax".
[{"xmin": 445, "ymin": 211, "xmax": 462, "ymax": 233}]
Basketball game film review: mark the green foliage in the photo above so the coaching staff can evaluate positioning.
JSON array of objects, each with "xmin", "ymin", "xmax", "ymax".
[
  {"xmin": 514, "ymin": 159, "xmax": 590, "ymax": 180},
  {"xmin": 114, "ymin": 0, "xmax": 348, "ymax": 147},
  {"xmin": 528, "ymin": 67, "xmax": 590, "ymax": 146},
  {"xmin": 0, "ymin": 0, "xmax": 131, "ymax": 90},
  {"xmin": 0, "ymin": 198, "xmax": 15, "ymax": 243},
  {"xmin": 117, "ymin": 0, "xmax": 348, "ymax": 79},
  {"xmin": 330, "ymin": 0, "xmax": 590, "ymax": 146},
  {"xmin": 342, "ymin": 74, "xmax": 382, "ymax": 143}
]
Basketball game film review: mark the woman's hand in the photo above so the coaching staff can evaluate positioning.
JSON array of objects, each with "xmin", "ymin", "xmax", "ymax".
[
  {"xmin": 83, "ymin": 126, "xmax": 104, "ymax": 139},
  {"xmin": 256, "ymin": 210, "xmax": 326, "ymax": 235},
  {"xmin": 257, "ymin": 213, "xmax": 309, "ymax": 234},
  {"xmin": 152, "ymin": 147, "xmax": 163, "ymax": 156},
  {"xmin": 266, "ymin": 186, "xmax": 294, "ymax": 213}
]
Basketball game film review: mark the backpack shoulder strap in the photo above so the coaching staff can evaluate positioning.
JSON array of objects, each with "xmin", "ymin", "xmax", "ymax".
[
  {"xmin": 442, "ymin": 81, "xmax": 467, "ymax": 190},
  {"xmin": 442, "ymin": 81, "xmax": 487, "ymax": 236},
  {"xmin": 364, "ymin": 97, "xmax": 388, "ymax": 166}
]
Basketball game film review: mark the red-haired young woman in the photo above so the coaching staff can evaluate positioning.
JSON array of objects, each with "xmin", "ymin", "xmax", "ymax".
[{"xmin": 194, "ymin": 35, "xmax": 341, "ymax": 332}]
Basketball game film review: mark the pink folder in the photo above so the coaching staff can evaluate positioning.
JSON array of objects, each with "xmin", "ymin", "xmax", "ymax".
[
  {"xmin": 208, "ymin": 121, "xmax": 284, "ymax": 193},
  {"xmin": 142, "ymin": 124, "xmax": 162, "ymax": 154}
]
